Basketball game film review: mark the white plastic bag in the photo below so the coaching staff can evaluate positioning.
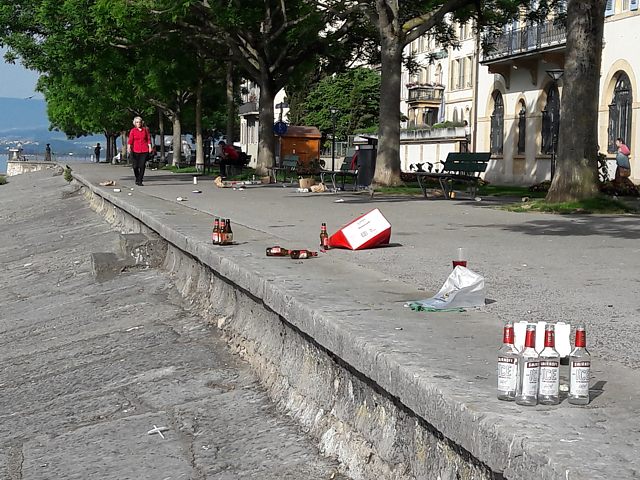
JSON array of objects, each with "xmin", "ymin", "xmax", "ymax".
[{"xmin": 410, "ymin": 266, "xmax": 485, "ymax": 310}]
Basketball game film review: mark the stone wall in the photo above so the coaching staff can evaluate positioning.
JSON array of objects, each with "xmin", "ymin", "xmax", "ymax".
[{"xmin": 6, "ymin": 161, "xmax": 61, "ymax": 177}]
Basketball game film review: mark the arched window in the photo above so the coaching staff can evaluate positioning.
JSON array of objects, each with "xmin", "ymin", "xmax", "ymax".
[
  {"xmin": 490, "ymin": 91, "xmax": 504, "ymax": 155},
  {"xmin": 453, "ymin": 108, "xmax": 459, "ymax": 123},
  {"xmin": 608, "ymin": 72, "xmax": 633, "ymax": 152},
  {"xmin": 541, "ymin": 84, "xmax": 560, "ymax": 154},
  {"xmin": 517, "ymin": 101, "xmax": 526, "ymax": 154}
]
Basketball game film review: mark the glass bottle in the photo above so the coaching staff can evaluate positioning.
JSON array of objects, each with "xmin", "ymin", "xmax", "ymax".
[
  {"xmin": 212, "ymin": 218, "xmax": 220, "ymax": 245},
  {"xmin": 569, "ymin": 324, "xmax": 591, "ymax": 405},
  {"xmin": 515, "ymin": 324, "xmax": 539, "ymax": 406},
  {"xmin": 223, "ymin": 219, "xmax": 233, "ymax": 245},
  {"xmin": 497, "ymin": 321, "xmax": 519, "ymax": 401},
  {"xmin": 538, "ymin": 324, "xmax": 560, "ymax": 405},
  {"xmin": 320, "ymin": 222, "xmax": 330, "ymax": 250},
  {"xmin": 266, "ymin": 246, "xmax": 290, "ymax": 257},
  {"xmin": 290, "ymin": 249, "xmax": 318, "ymax": 259}
]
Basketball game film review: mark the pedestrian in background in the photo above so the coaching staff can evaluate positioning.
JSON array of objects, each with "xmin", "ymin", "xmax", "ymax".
[
  {"xmin": 127, "ymin": 116, "xmax": 152, "ymax": 186},
  {"xmin": 44, "ymin": 143, "xmax": 52, "ymax": 162},
  {"xmin": 614, "ymin": 137, "xmax": 631, "ymax": 182},
  {"xmin": 94, "ymin": 143, "xmax": 101, "ymax": 163}
]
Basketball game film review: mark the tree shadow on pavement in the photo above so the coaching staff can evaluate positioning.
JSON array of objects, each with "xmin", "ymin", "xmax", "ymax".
[{"xmin": 467, "ymin": 216, "xmax": 640, "ymax": 239}]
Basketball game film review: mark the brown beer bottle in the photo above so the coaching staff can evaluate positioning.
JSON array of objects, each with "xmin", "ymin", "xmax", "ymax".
[
  {"xmin": 320, "ymin": 222, "xmax": 330, "ymax": 250},
  {"xmin": 266, "ymin": 246, "xmax": 290, "ymax": 257},
  {"xmin": 212, "ymin": 218, "xmax": 220, "ymax": 244},
  {"xmin": 290, "ymin": 249, "xmax": 318, "ymax": 259},
  {"xmin": 223, "ymin": 218, "xmax": 233, "ymax": 245}
]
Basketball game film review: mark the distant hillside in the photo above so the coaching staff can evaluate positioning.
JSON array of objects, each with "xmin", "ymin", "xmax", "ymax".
[
  {"xmin": 0, "ymin": 97, "xmax": 105, "ymax": 155},
  {"xmin": 0, "ymin": 97, "xmax": 49, "ymax": 131}
]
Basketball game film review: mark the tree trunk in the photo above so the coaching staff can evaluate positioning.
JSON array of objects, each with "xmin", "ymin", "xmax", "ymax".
[
  {"xmin": 104, "ymin": 131, "xmax": 111, "ymax": 164},
  {"xmin": 373, "ymin": 0, "xmax": 403, "ymax": 186},
  {"xmin": 195, "ymin": 79, "xmax": 204, "ymax": 172},
  {"xmin": 226, "ymin": 61, "xmax": 235, "ymax": 144},
  {"xmin": 546, "ymin": 0, "xmax": 605, "ymax": 202},
  {"xmin": 120, "ymin": 131, "xmax": 128, "ymax": 164},
  {"xmin": 158, "ymin": 108, "xmax": 166, "ymax": 164},
  {"xmin": 171, "ymin": 114, "xmax": 182, "ymax": 167},
  {"xmin": 256, "ymin": 76, "xmax": 276, "ymax": 175}
]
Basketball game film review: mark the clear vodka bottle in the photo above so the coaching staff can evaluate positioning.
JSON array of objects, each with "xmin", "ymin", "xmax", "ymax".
[
  {"xmin": 538, "ymin": 324, "xmax": 560, "ymax": 405},
  {"xmin": 569, "ymin": 324, "xmax": 591, "ymax": 405},
  {"xmin": 516, "ymin": 324, "xmax": 539, "ymax": 406},
  {"xmin": 497, "ymin": 321, "xmax": 519, "ymax": 401}
]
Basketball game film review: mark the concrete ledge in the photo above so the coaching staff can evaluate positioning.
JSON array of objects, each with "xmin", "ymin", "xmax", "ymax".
[
  {"xmin": 6, "ymin": 160, "xmax": 61, "ymax": 177},
  {"xmin": 73, "ymin": 171, "xmax": 640, "ymax": 480}
]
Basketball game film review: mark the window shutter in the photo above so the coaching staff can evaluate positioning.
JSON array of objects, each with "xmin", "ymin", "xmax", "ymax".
[
  {"xmin": 631, "ymin": 0, "xmax": 638, "ymax": 11},
  {"xmin": 605, "ymin": 0, "xmax": 615, "ymax": 16}
]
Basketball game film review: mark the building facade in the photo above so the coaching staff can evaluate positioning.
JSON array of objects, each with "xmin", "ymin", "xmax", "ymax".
[
  {"xmin": 238, "ymin": 79, "xmax": 289, "ymax": 167},
  {"xmin": 403, "ymin": 2, "xmax": 640, "ymax": 185}
]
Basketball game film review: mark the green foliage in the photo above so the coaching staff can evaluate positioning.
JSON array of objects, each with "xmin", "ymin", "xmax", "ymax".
[
  {"xmin": 297, "ymin": 68, "xmax": 381, "ymax": 140},
  {"xmin": 503, "ymin": 196, "xmax": 637, "ymax": 214},
  {"xmin": 296, "ymin": 158, "xmax": 321, "ymax": 176},
  {"xmin": 0, "ymin": 175, "xmax": 7, "ymax": 185},
  {"xmin": 63, "ymin": 165, "xmax": 73, "ymax": 183}
]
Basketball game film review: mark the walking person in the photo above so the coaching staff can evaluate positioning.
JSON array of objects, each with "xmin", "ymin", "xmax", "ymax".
[
  {"xmin": 127, "ymin": 116, "xmax": 152, "ymax": 186},
  {"xmin": 44, "ymin": 144, "xmax": 52, "ymax": 162},
  {"xmin": 94, "ymin": 143, "xmax": 101, "ymax": 163}
]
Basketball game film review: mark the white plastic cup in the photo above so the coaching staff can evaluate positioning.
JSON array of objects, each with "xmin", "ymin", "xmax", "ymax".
[
  {"xmin": 457, "ymin": 247, "xmax": 466, "ymax": 261},
  {"xmin": 193, "ymin": 176, "xmax": 198, "ymax": 185}
]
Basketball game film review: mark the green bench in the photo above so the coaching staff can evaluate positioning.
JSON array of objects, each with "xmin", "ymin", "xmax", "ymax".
[
  {"xmin": 320, "ymin": 157, "xmax": 358, "ymax": 191},
  {"xmin": 415, "ymin": 152, "xmax": 491, "ymax": 199},
  {"xmin": 268, "ymin": 155, "xmax": 299, "ymax": 183}
]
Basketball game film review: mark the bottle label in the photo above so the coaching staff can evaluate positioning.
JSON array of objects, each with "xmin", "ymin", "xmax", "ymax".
[
  {"xmin": 497, "ymin": 357, "xmax": 517, "ymax": 391},
  {"xmin": 299, "ymin": 251, "xmax": 308, "ymax": 259},
  {"xmin": 521, "ymin": 361, "xmax": 539, "ymax": 396},
  {"xmin": 570, "ymin": 361, "xmax": 591, "ymax": 396},
  {"xmin": 271, "ymin": 247, "xmax": 281, "ymax": 254},
  {"xmin": 539, "ymin": 361, "xmax": 559, "ymax": 396}
]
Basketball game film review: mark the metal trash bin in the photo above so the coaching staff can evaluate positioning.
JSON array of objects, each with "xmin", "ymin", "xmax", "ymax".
[{"xmin": 354, "ymin": 137, "xmax": 378, "ymax": 187}]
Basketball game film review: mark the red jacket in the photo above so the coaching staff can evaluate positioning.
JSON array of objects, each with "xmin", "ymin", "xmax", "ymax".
[
  {"xmin": 223, "ymin": 144, "xmax": 239, "ymax": 160},
  {"xmin": 128, "ymin": 127, "xmax": 151, "ymax": 153}
]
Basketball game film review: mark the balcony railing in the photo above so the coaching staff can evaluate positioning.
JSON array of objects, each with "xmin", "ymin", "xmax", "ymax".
[
  {"xmin": 483, "ymin": 20, "xmax": 566, "ymax": 62},
  {"xmin": 238, "ymin": 101, "xmax": 258, "ymax": 115},
  {"xmin": 407, "ymin": 86, "xmax": 444, "ymax": 103}
]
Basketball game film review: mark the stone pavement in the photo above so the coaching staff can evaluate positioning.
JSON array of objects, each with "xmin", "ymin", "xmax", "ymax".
[
  {"xmin": 0, "ymin": 172, "xmax": 348, "ymax": 480},
  {"xmin": 10, "ymin": 164, "xmax": 640, "ymax": 479}
]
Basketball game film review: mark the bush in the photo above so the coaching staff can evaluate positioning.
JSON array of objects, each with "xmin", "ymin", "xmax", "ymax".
[{"xmin": 0, "ymin": 175, "xmax": 6, "ymax": 185}]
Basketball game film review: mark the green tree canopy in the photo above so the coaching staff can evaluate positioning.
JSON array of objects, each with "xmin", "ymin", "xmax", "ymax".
[{"xmin": 293, "ymin": 68, "xmax": 381, "ymax": 141}]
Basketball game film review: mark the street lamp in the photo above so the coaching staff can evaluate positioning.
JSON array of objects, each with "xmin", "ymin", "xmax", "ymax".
[
  {"xmin": 329, "ymin": 107, "xmax": 338, "ymax": 172},
  {"xmin": 546, "ymin": 69, "xmax": 564, "ymax": 180}
]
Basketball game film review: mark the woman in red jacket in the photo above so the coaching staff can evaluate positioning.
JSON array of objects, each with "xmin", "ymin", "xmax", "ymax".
[{"xmin": 127, "ymin": 116, "xmax": 152, "ymax": 186}]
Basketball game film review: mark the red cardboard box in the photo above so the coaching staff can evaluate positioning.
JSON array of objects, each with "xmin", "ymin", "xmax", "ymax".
[{"xmin": 329, "ymin": 208, "xmax": 391, "ymax": 250}]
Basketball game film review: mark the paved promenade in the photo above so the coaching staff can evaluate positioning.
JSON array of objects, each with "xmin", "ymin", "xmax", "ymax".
[
  {"xmin": 0, "ymin": 172, "xmax": 347, "ymax": 479},
  {"xmin": 8, "ymin": 164, "xmax": 640, "ymax": 478}
]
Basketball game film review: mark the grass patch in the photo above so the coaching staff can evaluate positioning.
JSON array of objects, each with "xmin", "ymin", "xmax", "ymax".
[
  {"xmin": 0, "ymin": 175, "xmax": 6, "ymax": 185},
  {"xmin": 503, "ymin": 195, "xmax": 637, "ymax": 214},
  {"xmin": 478, "ymin": 184, "xmax": 546, "ymax": 198},
  {"xmin": 373, "ymin": 182, "xmax": 548, "ymax": 198}
]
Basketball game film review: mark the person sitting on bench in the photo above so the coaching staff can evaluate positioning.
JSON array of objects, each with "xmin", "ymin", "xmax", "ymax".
[{"xmin": 218, "ymin": 141, "xmax": 240, "ymax": 178}]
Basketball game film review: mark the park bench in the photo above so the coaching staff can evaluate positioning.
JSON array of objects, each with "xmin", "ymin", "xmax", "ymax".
[
  {"xmin": 320, "ymin": 157, "xmax": 358, "ymax": 191},
  {"xmin": 415, "ymin": 152, "xmax": 491, "ymax": 199},
  {"xmin": 268, "ymin": 154, "xmax": 299, "ymax": 183}
]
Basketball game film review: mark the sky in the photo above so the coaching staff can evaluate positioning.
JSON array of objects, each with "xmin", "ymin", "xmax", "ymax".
[{"xmin": 0, "ymin": 47, "xmax": 42, "ymax": 99}]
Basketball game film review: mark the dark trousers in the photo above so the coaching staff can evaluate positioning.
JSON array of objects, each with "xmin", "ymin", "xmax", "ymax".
[
  {"xmin": 220, "ymin": 158, "xmax": 242, "ymax": 177},
  {"xmin": 131, "ymin": 152, "xmax": 147, "ymax": 184}
]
